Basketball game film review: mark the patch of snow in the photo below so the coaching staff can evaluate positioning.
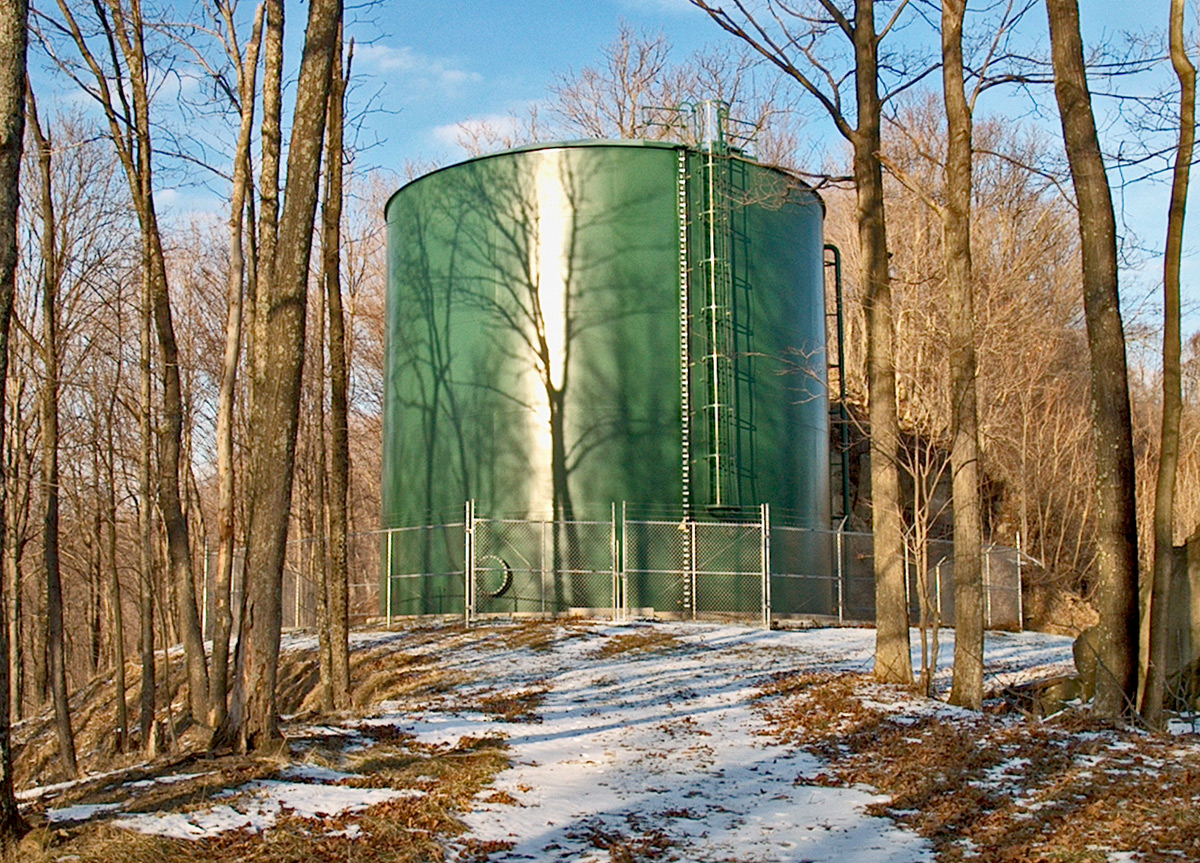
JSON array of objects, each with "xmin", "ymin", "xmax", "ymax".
[
  {"xmin": 46, "ymin": 802, "xmax": 125, "ymax": 823},
  {"xmin": 120, "ymin": 804, "xmax": 259, "ymax": 840},
  {"xmin": 123, "ymin": 771, "xmax": 213, "ymax": 789},
  {"xmin": 16, "ymin": 767, "xmax": 131, "ymax": 802},
  {"xmin": 280, "ymin": 764, "xmax": 357, "ymax": 783},
  {"xmin": 119, "ymin": 780, "xmax": 414, "ymax": 839},
  {"xmin": 976, "ymin": 757, "xmax": 1031, "ymax": 790},
  {"xmin": 1169, "ymin": 717, "xmax": 1200, "ymax": 735}
]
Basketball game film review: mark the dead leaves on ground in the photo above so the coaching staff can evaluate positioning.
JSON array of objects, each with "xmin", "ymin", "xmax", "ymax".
[{"xmin": 757, "ymin": 670, "xmax": 1200, "ymax": 863}]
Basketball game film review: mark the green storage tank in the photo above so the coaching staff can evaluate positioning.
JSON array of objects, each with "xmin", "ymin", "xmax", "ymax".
[{"xmin": 383, "ymin": 138, "xmax": 831, "ymax": 617}]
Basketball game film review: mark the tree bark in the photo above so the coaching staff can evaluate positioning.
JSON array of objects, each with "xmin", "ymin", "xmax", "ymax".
[
  {"xmin": 231, "ymin": 0, "xmax": 341, "ymax": 753},
  {"xmin": 106, "ymin": 394, "xmax": 127, "ymax": 751},
  {"xmin": 138, "ymin": 261, "xmax": 156, "ymax": 754},
  {"xmin": 210, "ymin": 2, "xmax": 264, "ymax": 730},
  {"xmin": 942, "ymin": 0, "xmax": 984, "ymax": 711},
  {"xmin": 1045, "ymin": 0, "xmax": 1140, "ymax": 719},
  {"xmin": 251, "ymin": 0, "xmax": 284, "ymax": 407},
  {"xmin": 853, "ymin": 0, "xmax": 911, "ymax": 685},
  {"xmin": 1143, "ymin": 0, "xmax": 1194, "ymax": 728},
  {"xmin": 28, "ymin": 88, "xmax": 77, "ymax": 779},
  {"xmin": 323, "ymin": 29, "xmax": 352, "ymax": 711},
  {"xmin": 3, "ymin": 458, "xmax": 18, "ymax": 723},
  {"xmin": 0, "ymin": 0, "xmax": 29, "ymax": 841},
  {"xmin": 313, "ymin": 261, "xmax": 333, "ymax": 712}
]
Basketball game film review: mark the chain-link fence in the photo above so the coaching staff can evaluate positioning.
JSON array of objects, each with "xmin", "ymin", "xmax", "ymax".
[
  {"xmin": 199, "ymin": 504, "xmax": 1025, "ymax": 632},
  {"xmin": 830, "ymin": 533, "xmax": 1024, "ymax": 630},
  {"xmin": 382, "ymin": 502, "xmax": 1024, "ymax": 630},
  {"xmin": 199, "ymin": 527, "xmax": 392, "ymax": 635}
]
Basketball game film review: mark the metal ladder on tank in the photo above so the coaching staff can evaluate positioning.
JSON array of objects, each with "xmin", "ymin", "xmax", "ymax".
[
  {"xmin": 824, "ymin": 244, "xmax": 852, "ymax": 524},
  {"xmin": 728, "ymin": 155, "xmax": 757, "ymax": 504},
  {"xmin": 698, "ymin": 129, "xmax": 740, "ymax": 511}
]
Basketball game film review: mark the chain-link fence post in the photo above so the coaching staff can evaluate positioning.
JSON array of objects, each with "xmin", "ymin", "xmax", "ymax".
[
  {"xmin": 760, "ymin": 504, "xmax": 771, "ymax": 629},
  {"xmin": 464, "ymin": 500, "xmax": 476, "ymax": 626},
  {"xmin": 621, "ymin": 502, "xmax": 629, "ymax": 622},
  {"xmin": 689, "ymin": 519, "xmax": 697, "ymax": 620},
  {"xmin": 836, "ymin": 517, "xmax": 846, "ymax": 626},
  {"xmin": 984, "ymin": 544, "xmax": 992, "ymax": 629},
  {"xmin": 1016, "ymin": 532, "xmax": 1024, "ymax": 632},
  {"xmin": 540, "ymin": 519, "xmax": 548, "ymax": 616},
  {"xmin": 610, "ymin": 503, "xmax": 618, "ymax": 622},
  {"xmin": 385, "ymin": 528, "xmax": 393, "ymax": 628}
]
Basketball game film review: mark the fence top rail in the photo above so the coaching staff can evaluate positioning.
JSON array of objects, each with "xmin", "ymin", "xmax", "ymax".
[
  {"xmin": 476, "ymin": 517, "xmax": 614, "ymax": 528},
  {"xmin": 378, "ymin": 522, "xmax": 467, "ymax": 533}
]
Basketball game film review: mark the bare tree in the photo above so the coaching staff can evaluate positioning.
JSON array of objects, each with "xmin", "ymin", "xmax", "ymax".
[
  {"xmin": 1143, "ymin": 0, "xmax": 1194, "ymax": 728},
  {"xmin": 102, "ymin": 345, "xmax": 127, "ymax": 751},
  {"xmin": 458, "ymin": 23, "xmax": 802, "ymax": 166},
  {"xmin": 0, "ymin": 0, "xmax": 28, "ymax": 843},
  {"xmin": 228, "ymin": 0, "xmax": 341, "ymax": 753},
  {"xmin": 941, "ymin": 0, "xmax": 983, "ymax": 711},
  {"xmin": 322, "ymin": 26, "xmax": 351, "ymax": 710},
  {"xmin": 208, "ymin": 0, "xmax": 264, "ymax": 731},
  {"xmin": 26, "ymin": 86, "xmax": 76, "ymax": 777},
  {"xmin": 1045, "ymin": 0, "xmax": 1140, "ymax": 718},
  {"xmin": 137, "ymin": 241, "xmax": 156, "ymax": 753},
  {"xmin": 47, "ymin": 0, "xmax": 210, "ymax": 725},
  {"xmin": 690, "ymin": 0, "xmax": 923, "ymax": 684}
]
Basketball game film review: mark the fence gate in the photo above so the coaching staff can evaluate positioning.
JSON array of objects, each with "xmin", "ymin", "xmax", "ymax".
[
  {"xmin": 468, "ymin": 507, "xmax": 619, "ymax": 620},
  {"xmin": 690, "ymin": 508, "xmax": 768, "ymax": 622}
]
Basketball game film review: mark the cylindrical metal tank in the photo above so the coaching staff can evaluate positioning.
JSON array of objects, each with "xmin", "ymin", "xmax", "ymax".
[{"xmin": 382, "ymin": 138, "xmax": 830, "ymax": 616}]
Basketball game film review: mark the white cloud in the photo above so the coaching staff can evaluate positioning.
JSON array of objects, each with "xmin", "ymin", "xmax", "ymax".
[
  {"xmin": 431, "ymin": 113, "xmax": 519, "ymax": 147},
  {"xmin": 355, "ymin": 43, "xmax": 482, "ymax": 98}
]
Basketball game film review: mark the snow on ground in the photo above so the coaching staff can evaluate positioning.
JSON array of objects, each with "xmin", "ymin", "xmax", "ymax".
[
  {"xmin": 436, "ymin": 624, "xmax": 1072, "ymax": 862},
  {"xmin": 118, "ymin": 780, "xmax": 421, "ymax": 839},
  {"xmin": 37, "ymin": 622, "xmax": 1075, "ymax": 861}
]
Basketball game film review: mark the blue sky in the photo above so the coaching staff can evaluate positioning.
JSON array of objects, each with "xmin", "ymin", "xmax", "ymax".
[
  {"xmin": 353, "ymin": 0, "xmax": 1194, "ymax": 341},
  {"xmin": 351, "ymin": 0, "xmax": 719, "ymax": 166},
  {"xmin": 33, "ymin": 0, "xmax": 1198, "ymax": 341}
]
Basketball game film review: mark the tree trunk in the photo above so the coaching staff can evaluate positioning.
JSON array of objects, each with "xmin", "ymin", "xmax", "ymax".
[
  {"xmin": 855, "ymin": 0, "xmax": 911, "ymax": 686},
  {"xmin": 231, "ymin": 0, "xmax": 341, "ymax": 753},
  {"xmin": 323, "ymin": 29, "xmax": 351, "ymax": 710},
  {"xmin": 138, "ymin": 264, "xmax": 155, "ymax": 754},
  {"xmin": 942, "ymin": 0, "xmax": 984, "ymax": 711},
  {"xmin": 32, "ymin": 554, "xmax": 44, "ymax": 706},
  {"xmin": 210, "ymin": 5, "xmax": 264, "ymax": 730},
  {"xmin": 1144, "ymin": 0, "xmax": 1194, "ymax": 728},
  {"xmin": 89, "ymin": 473, "xmax": 102, "ymax": 675},
  {"xmin": 144, "ymin": 183, "xmax": 208, "ymax": 727},
  {"xmin": 3, "ymin": 387, "xmax": 22, "ymax": 723},
  {"xmin": 1045, "ymin": 0, "xmax": 1140, "ymax": 719},
  {"xmin": 28, "ymin": 89, "xmax": 77, "ymax": 779},
  {"xmin": 0, "ymin": 0, "xmax": 28, "ymax": 840},
  {"xmin": 251, "ymin": 0, "xmax": 284, "ymax": 407},
  {"xmin": 106, "ymin": 400, "xmax": 127, "ymax": 751}
]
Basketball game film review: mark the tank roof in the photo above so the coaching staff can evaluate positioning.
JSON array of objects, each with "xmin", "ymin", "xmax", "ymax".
[{"xmin": 384, "ymin": 138, "xmax": 822, "ymax": 218}]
